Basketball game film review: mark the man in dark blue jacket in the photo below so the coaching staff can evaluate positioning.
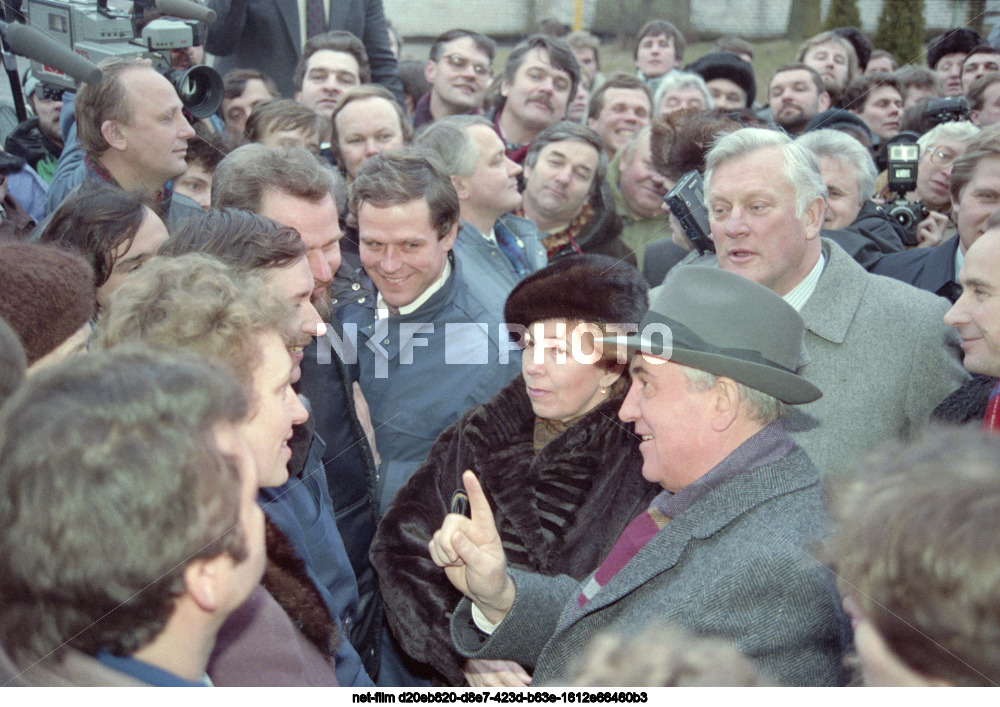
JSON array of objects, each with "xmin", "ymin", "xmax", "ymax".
[{"xmin": 210, "ymin": 145, "xmax": 390, "ymax": 681}]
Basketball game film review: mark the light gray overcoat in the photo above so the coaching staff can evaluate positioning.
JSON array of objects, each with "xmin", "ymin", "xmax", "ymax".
[{"xmin": 786, "ymin": 239, "xmax": 967, "ymax": 475}]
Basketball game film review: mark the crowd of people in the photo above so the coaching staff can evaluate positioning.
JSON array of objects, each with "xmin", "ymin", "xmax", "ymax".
[{"xmin": 1, "ymin": 1, "xmax": 1000, "ymax": 689}]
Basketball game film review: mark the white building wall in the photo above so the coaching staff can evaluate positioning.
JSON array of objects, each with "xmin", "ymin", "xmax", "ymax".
[{"xmin": 387, "ymin": 0, "xmax": 996, "ymax": 40}]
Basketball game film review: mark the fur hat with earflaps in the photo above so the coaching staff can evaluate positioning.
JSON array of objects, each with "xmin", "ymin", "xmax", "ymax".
[
  {"xmin": 928, "ymin": 28, "xmax": 983, "ymax": 69},
  {"xmin": 504, "ymin": 254, "xmax": 649, "ymax": 330}
]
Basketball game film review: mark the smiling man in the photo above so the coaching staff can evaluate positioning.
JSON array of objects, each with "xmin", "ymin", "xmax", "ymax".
[
  {"xmin": 490, "ymin": 35, "xmax": 580, "ymax": 164},
  {"xmin": 946, "ymin": 221, "xmax": 1000, "ymax": 380},
  {"xmin": 586, "ymin": 73, "xmax": 652, "ymax": 157},
  {"xmin": 210, "ymin": 144, "xmax": 393, "ymax": 681},
  {"xmin": 162, "ymin": 208, "xmax": 324, "ymax": 382},
  {"xmin": 413, "ymin": 29, "xmax": 496, "ymax": 130},
  {"xmin": 520, "ymin": 121, "xmax": 630, "ymax": 264},
  {"xmin": 427, "ymin": 266, "xmax": 850, "ymax": 686},
  {"xmin": 701, "ymin": 127, "xmax": 966, "ymax": 476},
  {"xmin": 343, "ymin": 148, "xmax": 520, "ymax": 514}
]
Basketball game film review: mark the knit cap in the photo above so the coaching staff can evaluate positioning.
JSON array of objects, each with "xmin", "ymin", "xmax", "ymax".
[{"xmin": 0, "ymin": 241, "xmax": 95, "ymax": 364}]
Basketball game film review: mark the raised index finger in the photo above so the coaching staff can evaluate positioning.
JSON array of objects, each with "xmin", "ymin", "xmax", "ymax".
[{"xmin": 462, "ymin": 470, "xmax": 495, "ymax": 530}]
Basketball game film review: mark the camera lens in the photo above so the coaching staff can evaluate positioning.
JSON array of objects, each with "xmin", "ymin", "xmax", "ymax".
[{"xmin": 162, "ymin": 65, "xmax": 223, "ymax": 119}]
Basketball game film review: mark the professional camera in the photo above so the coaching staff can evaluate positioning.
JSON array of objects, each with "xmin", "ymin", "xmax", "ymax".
[
  {"xmin": 22, "ymin": 0, "xmax": 222, "ymax": 117},
  {"xmin": 664, "ymin": 170, "xmax": 715, "ymax": 255},
  {"xmin": 884, "ymin": 137, "xmax": 928, "ymax": 246},
  {"xmin": 924, "ymin": 96, "xmax": 970, "ymax": 126}
]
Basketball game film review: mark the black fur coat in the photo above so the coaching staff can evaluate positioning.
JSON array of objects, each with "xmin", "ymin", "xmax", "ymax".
[{"xmin": 370, "ymin": 376, "xmax": 659, "ymax": 685}]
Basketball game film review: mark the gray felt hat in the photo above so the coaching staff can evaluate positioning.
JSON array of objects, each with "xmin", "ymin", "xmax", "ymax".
[{"xmin": 603, "ymin": 266, "xmax": 822, "ymax": 404}]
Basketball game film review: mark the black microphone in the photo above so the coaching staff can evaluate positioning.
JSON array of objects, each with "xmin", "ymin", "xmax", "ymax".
[
  {"xmin": 154, "ymin": 0, "xmax": 217, "ymax": 24},
  {"xmin": 0, "ymin": 21, "xmax": 103, "ymax": 85}
]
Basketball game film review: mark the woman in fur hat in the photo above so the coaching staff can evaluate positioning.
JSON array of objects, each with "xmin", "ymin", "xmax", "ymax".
[{"xmin": 370, "ymin": 254, "xmax": 659, "ymax": 686}]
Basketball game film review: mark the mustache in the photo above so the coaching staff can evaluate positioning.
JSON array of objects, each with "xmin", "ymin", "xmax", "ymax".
[{"xmin": 528, "ymin": 94, "xmax": 554, "ymax": 110}]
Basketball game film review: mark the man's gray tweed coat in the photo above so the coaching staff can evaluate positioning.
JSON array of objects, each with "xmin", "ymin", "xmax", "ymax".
[{"xmin": 450, "ymin": 446, "xmax": 851, "ymax": 686}]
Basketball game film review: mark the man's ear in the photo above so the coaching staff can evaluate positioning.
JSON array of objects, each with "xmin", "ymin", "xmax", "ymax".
[
  {"xmin": 182, "ymin": 555, "xmax": 228, "ymax": 613},
  {"xmin": 424, "ymin": 60, "xmax": 437, "ymax": 86},
  {"xmin": 294, "ymin": 91, "xmax": 302, "ymax": 104},
  {"xmin": 500, "ymin": 78, "xmax": 511, "ymax": 99},
  {"xmin": 101, "ymin": 120, "xmax": 127, "ymax": 151},
  {"xmin": 441, "ymin": 219, "xmax": 459, "ymax": 251},
  {"xmin": 710, "ymin": 376, "xmax": 742, "ymax": 432},
  {"xmin": 451, "ymin": 174, "xmax": 471, "ymax": 202},
  {"xmin": 803, "ymin": 195, "xmax": 826, "ymax": 240},
  {"xmin": 819, "ymin": 91, "xmax": 831, "ymax": 111}
]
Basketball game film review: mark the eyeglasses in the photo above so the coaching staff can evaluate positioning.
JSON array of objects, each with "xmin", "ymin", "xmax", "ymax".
[
  {"xmin": 927, "ymin": 146, "xmax": 959, "ymax": 168},
  {"xmin": 440, "ymin": 53, "xmax": 492, "ymax": 78}
]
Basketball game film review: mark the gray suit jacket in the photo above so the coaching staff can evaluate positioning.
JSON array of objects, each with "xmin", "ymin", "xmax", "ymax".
[
  {"xmin": 205, "ymin": 0, "xmax": 403, "ymax": 103},
  {"xmin": 786, "ymin": 239, "xmax": 968, "ymax": 475},
  {"xmin": 451, "ymin": 447, "xmax": 849, "ymax": 687}
]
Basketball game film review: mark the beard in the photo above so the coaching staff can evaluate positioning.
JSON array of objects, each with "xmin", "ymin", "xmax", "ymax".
[
  {"xmin": 313, "ymin": 286, "xmax": 333, "ymax": 322},
  {"xmin": 776, "ymin": 105, "xmax": 811, "ymax": 134}
]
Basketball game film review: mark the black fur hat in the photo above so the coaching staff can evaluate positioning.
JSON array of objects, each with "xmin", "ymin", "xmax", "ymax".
[
  {"xmin": 504, "ymin": 254, "xmax": 649, "ymax": 330},
  {"xmin": 928, "ymin": 28, "xmax": 983, "ymax": 69},
  {"xmin": 832, "ymin": 27, "xmax": 872, "ymax": 71},
  {"xmin": 684, "ymin": 52, "xmax": 757, "ymax": 108}
]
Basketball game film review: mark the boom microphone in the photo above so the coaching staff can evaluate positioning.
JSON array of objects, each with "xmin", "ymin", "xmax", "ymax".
[
  {"xmin": 1, "ymin": 21, "xmax": 103, "ymax": 85},
  {"xmin": 154, "ymin": 0, "xmax": 217, "ymax": 24}
]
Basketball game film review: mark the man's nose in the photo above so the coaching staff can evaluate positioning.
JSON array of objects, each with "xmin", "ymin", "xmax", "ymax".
[
  {"xmin": 178, "ymin": 118, "xmax": 196, "ymax": 139},
  {"xmin": 943, "ymin": 296, "xmax": 969, "ymax": 328},
  {"xmin": 303, "ymin": 301, "xmax": 323, "ymax": 336},
  {"xmin": 618, "ymin": 379, "xmax": 640, "ymax": 423},
  {"xmin": 723, "ymin": 208, "xmax": 750, "ymax": 238},
  {"xmin": 308, "ymin": 251, "xmax": 333, "ymax": 287},
  {"xmin": 289, "ymin": 391, "xmax": 310, "ymax": 426},
  {"xmin": 380, "ymin": 247, "xmax": 402, "ymax": 273}
]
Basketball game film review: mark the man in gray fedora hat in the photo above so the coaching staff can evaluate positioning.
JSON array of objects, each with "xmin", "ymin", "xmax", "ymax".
[
  {"xmin": 700, "ymin": 127, "xmax": 966, "ymax": 476},
  {"xmin": 428, "ymin": 266, "xmax": 850, "ymax": 687}
]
